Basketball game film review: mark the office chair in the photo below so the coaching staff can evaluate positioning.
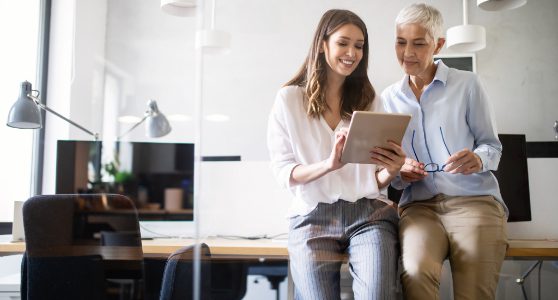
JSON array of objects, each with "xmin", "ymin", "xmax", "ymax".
[
  {"xmin": 210, "ymin": 260, "xmax": 249, "ymax": 300},
  {"xmin": 21, "ymin": 194, "xmax": 143, "ymax": 300},
  {"xmin": 159, "ymin": 243, "xmax": 212, "ymax": 300},
  {"xmin": 21, "ymin": 194, "xmax": 108, "ymax": 299},
  {"xmin": 154, "ymin": 245, "xmax": 249, "ymax": 300},
  {"xmin": 21, "ymin": 251, "xmax": 107, "ymax": 300},
  {"xmin": 100, "ymin": 231, "xmax": 143, "ymax": 300}
]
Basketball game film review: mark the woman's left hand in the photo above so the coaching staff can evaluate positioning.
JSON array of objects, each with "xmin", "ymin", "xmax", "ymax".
[
  {"xmin": 443, "ymin": 148, "xmax": 482, "ymax": 175},
  {"xmin": 370, "ymin": 141, "xmax": 406, "ymax": 176}
]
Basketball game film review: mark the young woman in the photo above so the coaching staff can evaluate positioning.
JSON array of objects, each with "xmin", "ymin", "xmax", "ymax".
[
  {"xmin": 382, "ymin": 3, "xmax": 508, "ymax": 300},
  {"xmin": 267, "ymin": 9, "xmax": 405, "ymax": 300}
]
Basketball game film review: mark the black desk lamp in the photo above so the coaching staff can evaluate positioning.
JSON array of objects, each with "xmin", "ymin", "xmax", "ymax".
[{"xmin": 7, "ymin": 81, "xmax": 99, "ymax": 140}]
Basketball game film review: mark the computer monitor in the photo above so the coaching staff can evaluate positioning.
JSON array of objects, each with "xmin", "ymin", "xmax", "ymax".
[
  {"xmin": 493, "ymin": 134, "xmax": 532, "ymax": 222},
  {"xmin": 434, "ymin": 54, "xmax": 476, "ymax": 72},
  {"xmin": 55, "ymin": 140, "xmax": 195, "ymax": 222}
]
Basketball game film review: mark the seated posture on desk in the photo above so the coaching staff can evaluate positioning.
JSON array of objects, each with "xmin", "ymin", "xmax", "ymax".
[
  {"xmin": 381, "ymin": 3, "xmax": 509, "ymax": 300},
  {"xmin": 267, "ymin": 9, "xmax": 405, "ymax": 300}
]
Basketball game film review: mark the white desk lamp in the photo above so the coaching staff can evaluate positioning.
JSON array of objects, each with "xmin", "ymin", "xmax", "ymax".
[{"xmin": 118, "ymin": 99, "xmax": 171, "ymax": 140}]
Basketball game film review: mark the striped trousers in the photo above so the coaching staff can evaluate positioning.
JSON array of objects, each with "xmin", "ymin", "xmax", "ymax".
[{"xmin": 288, "ymin": 198, "xmax": 400, "ymax": 300}]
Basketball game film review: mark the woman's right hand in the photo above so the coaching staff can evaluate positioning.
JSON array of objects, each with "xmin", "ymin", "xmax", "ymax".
[
  {"xmin": 400, "ymin": 158, "xmax": 428, "ymax": 182},
  {"xmin": 324, "ymin": 128, "xmax": 348, "ymax": 172},
  {"xmin": 290, "ymin": 128, "xmax": 347, "ymax": 185}
]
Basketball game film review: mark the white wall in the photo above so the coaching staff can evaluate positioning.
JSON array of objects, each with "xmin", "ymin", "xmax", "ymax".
[
  {"xmin": 43, "ymin": 0, "xmax": 107, "ymax": 194},
  {"xmin": 508, "ymin": 158, "xmax": 558, "ymax": 239},
  {"xmin": 95, "ymin": 0, "xmax": 558, "ymax": 161}
]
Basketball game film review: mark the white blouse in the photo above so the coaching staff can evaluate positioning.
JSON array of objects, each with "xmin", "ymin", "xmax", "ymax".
[{"xmin": 267, "ymin": 85, "xmax": 385, "ymax": 217}]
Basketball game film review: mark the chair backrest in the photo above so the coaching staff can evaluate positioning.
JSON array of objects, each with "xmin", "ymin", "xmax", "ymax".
[
  {"xmin": 101, "ymin": 231, "xmax": 142, "ymax": 247},
  {"xmin": 22, "ymin": 194, "xmax": 75, "ymax": 251},
  {"xmin": 23, "ymin": 194, "xmax": 142, "ymax": 253},
  {"xmin": 21, "ymin": 194, "xmax": 143, "ymax": 299},
  {"xmin": 160, "ymin": 243, "xmax": 212, "ymax": 300},
  {"xmin": 210, "ymin": 261, "xmax": 248, "ymax": 300}
]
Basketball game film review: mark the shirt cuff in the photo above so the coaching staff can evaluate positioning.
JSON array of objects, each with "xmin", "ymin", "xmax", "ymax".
[
  {"xmin": 281, "ymin": 163, "xmax": 299, "ymax": 189},
  {"xmin": 391, "ymin": 176, "xmax": 410, "ymax": 190},
  {"xmin": 474, "ymin": 149, "xmax": 492, "ymax": 172}
]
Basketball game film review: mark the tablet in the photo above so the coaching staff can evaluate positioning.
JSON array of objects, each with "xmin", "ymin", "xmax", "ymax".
[{"xmin": 340, "ymin": 111, "xmax": 412, "ymax": 164}]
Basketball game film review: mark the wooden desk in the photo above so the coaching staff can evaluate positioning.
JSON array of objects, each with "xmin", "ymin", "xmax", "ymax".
[
  {"xmin": 504, "ymin": 239, "xmax": 558, "ymax": 259},
  {"xmin": 2, "ymin": 236, "xmax": 557, "ymax": 300},
  {"xmin": 1, "ymin": 236, "xmax": 557, "ymax": 259},
  {"xmin": 142, "ymin": 238, "xmax": 289, "ymax": 259}
]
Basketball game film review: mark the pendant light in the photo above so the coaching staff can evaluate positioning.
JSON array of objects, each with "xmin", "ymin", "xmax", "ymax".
[
  {"xmin": 477, "ymin": 0, "xmax": 527, "ymax": 11},
  {"xmin": 447, "ymin": 0, "xmax": 486, "ymax": 52},
  {"xmin": 196, "ymin": 0, "xmax": 230, "ymax": 54},
  {"xmin": 161, "ymin": 0, "xmax": 196, "ymax": 17}
]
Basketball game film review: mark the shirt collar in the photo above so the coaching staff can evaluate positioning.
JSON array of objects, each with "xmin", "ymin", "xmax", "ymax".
[
  {"xmin": 398, "ymin": 59, "xmax": 449, "ymax": 95},
  {"xmin": 433, "ymin": 59, "xmax": 449, "ymax": 86}
]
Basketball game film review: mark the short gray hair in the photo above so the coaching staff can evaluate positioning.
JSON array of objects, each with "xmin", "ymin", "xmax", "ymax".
[{"xmin": 395, "ymin": 3, "xmax": 444, "ymax": 42}]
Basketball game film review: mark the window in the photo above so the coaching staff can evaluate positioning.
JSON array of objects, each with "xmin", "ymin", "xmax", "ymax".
[{"xmin": 0, "ymin": 1, "xmax": 41, "ymax": 221}]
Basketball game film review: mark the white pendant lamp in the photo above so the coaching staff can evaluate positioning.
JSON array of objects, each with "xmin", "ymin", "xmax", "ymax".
[
  {"xmin": 477, "ymin": 0, "xmax": 527, "ymax": 11},
  {"xmin": 447, "ymin": 0, "xmax": 486, "ymax": 52},
  {"xmin": 196, "ymin": 0, "xmax": 230, "ymax": 54},
  {"xmin": 161, "ymin": 0, "xmax": 196, "ymax": 17}
]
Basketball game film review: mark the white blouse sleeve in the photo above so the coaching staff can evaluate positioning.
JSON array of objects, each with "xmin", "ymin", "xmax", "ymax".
[{"xmin": 267, "ymin": 89, "xmax": 299, "ymax": 189}]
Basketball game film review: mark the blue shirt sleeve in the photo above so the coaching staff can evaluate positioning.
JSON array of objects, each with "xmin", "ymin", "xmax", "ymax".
[{"xmin": 467, "ymin": 75, "xmax": 502, "ymax": 172}]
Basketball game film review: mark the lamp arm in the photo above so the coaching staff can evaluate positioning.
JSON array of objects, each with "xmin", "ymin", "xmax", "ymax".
[
  {"xmin": 28, "ymin": 94, "xmax": 99, "ymax": 141},
  {"xmin": 117, "ymin": 115, "xmax": 148, "ymax": 140}
]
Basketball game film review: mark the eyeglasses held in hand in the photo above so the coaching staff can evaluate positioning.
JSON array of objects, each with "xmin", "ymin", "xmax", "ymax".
[{"xmin": 411, "ymin": 127, "xmax": 452, "ymax": 173}]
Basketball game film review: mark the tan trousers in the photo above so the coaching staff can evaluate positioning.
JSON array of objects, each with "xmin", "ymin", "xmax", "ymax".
[{"xmin": 399, "ymin": 194, "xmax": 508, "ymax": 300}]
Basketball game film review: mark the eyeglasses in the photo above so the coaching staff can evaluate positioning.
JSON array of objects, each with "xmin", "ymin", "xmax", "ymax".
[{"xmin": 411, "ymin": 127, "xmax": 452, "ymax": 173}]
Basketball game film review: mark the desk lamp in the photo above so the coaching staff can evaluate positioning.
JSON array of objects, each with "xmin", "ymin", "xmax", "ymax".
[
  {"xmin": 117, "ymin": 99, "xmax": 171, "ymax": 140},
  {"xmin": 7, "ymin": 81, "xmax": 99, "ymax": 140}
]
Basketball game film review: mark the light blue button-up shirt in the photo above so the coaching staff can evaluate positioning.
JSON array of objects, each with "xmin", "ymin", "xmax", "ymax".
[{"xmin": 382, "ymin": 60, "xmax": 507, "ymax": 216}]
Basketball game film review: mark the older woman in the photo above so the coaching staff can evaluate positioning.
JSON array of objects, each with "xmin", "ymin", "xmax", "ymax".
[{"xmin": 381, "ymin": 3, "xmax": 508, "ymax": 300}]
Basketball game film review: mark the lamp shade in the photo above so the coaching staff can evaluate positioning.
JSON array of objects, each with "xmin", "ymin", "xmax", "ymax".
[
  {"xmin": 446, "ymin": 24, "xmax": 486, "ymax": 52},
  {"xmin": 7, "ymin": 81, "xmax": 42, "ymax": 129},
  {"xmin": 196, "ymin": 29, "xmax": 231, "ymax": 55},
  {"xmin": 160, "ymin": 0, "xmax": 196, "ymax": 17},
  {"xmin": 477, "ymin": 0, "xmax": 527, "ymax": 11},
  {"xmin": 145, "ymin": 100, "xmax": 171, "ymax": 138}
]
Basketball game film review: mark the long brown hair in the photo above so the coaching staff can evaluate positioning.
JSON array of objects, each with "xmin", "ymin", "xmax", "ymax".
[{"xmin": 285, "ymin": 9, "xmax": 375, "ymax": 119}]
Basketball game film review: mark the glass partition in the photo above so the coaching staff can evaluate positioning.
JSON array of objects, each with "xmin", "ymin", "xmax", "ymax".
[{"xmin": 39, "ymin": 0, "xmax": 558, "ymax": 299}]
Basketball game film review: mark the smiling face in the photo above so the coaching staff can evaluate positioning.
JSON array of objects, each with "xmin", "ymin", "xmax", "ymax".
[
  {"xmin": 395, "ymin": 23, "xmax": 444, "ymax": 78},
  {"xmin": 322, "ymin": 23, "xmax": 365, "ymax": 81}
]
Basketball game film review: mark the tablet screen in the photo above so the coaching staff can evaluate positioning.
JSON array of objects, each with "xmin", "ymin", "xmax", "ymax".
[{"xmin": 340, "ymin": 111, "xmax": 411, "ymax": 164}]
